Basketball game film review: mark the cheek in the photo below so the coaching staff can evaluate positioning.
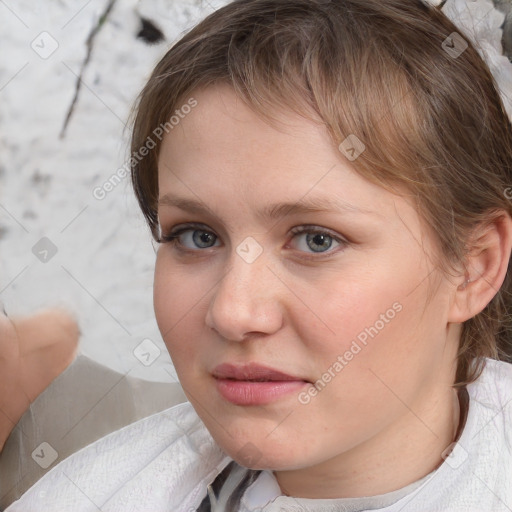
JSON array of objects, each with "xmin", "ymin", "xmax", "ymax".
[
  {"xmin": 284, "ymin": 288, "xmax": 429, "ymax": 451},
  {"xmin": 291, "ymin": 264, "xmax": 406, "ymax": 358},
  {"xmin": 153, "ymin": 255, "xmax": 204, "ymax": 360},
  {"xmin": 308, "ymin": 292, "xmax": 446, "ymax": 431},
  {"xmin": 296, "ymin": 260, "xmax": 441, "ymax": 395}
]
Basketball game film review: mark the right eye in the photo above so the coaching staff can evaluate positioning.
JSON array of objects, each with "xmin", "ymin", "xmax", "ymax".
[{"xmin": 159, "ymin": 223, "xmax": 220, "ymax": 251}]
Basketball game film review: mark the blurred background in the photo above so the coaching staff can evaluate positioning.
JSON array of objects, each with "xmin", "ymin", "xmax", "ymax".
[{"xmin": 0, "ymin": 0, "xmax": 510, "ymax": 384}]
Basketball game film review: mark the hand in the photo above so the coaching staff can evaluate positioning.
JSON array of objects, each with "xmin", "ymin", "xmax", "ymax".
[{"xmin": 0, "ymin": 307, "xmax": 80, "ymax": 451}]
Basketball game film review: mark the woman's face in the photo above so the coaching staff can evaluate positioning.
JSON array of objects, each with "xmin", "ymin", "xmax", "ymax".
[{"xmin": 154, "ymin": 85, "xmax": 460, "ymax": 492}]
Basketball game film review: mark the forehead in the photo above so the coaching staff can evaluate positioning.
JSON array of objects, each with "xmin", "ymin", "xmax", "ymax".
[
  {"xmin": 159, "ymin": 84, "xmax": 325, "ymax": 165},
  {"xmin": 159, "ymin": 85, "xmax": 340, "ymax": 188},
  {"xmin": 156, "ymin": 85, "xmax": 408, "ymax": 227}
]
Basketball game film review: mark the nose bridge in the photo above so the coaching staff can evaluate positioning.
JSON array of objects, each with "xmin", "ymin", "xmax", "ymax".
[
  {"xmin": 205, "ymin": 242, "xmax": 282, "ymax": 340},
  {"xmin": 227, "ymin": 249, "xmax": 268, "ymax": 301}
]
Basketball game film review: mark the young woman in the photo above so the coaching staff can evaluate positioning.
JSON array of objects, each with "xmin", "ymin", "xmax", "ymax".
[{"xmin": 7, "ymin": 0, "xmax": 512, "ymax": 510}]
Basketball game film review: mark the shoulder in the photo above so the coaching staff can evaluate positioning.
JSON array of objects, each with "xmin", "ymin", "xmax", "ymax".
[
  {"xmin": 378, "ymin": 359, "xmax": 512, "ymax": 511},
  {"xmin": 466, "ymin": 358, "xmax": 512, "ymax": 438},
  {"xmin": 468, "ymin": 358, "xmax": 512, "ymax": 415},
  {"xmin": 0, "ymin": 354, "xmax": 188, "ymax": 508},
  {"xmin": 463, "ymin": 359, "xmax": 512, "ymax": 489},
  {"xmin": 6, "ymin": 401, "xmax": 230, "ymax": 511}
]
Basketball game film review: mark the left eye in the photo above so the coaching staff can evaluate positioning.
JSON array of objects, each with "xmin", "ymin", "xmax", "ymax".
[{"xmin": 289, "ymin": 228, "xmax": 342, "ymax": 254}]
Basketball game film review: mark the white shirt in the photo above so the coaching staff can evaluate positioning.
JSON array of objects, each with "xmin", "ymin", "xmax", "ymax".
[
  {"xmin": 233, "ymin": 466, "xmax": 436, "ymax": 511},
  {"xmin": 6, "ymin": 358, "xmax": 512, "ymax": 511}
]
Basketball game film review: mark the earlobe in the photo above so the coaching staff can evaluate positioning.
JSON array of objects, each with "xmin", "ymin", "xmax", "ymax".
[{"xmin": 448, "ymin": 212, "xmax": 512, "ymax": 324}]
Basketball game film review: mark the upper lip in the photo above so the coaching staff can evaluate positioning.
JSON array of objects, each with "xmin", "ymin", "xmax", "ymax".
[{"xmin": 212, "ymin": 362, "xmax": 309, "ymax": 382}]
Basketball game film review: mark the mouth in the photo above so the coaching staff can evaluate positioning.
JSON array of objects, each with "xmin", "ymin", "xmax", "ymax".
[
  {"xmin": 212, "ymin": 362, "xmax": 311, "ymax": 406},
  {"xmin": 212, "ymin": 362, "xmax": 310, "ymax": 382}
]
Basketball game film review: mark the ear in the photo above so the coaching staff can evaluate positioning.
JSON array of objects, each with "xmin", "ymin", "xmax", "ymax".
[{"xmin": 448, "ymin": 211, "xmax": 512, "ymax": 323}]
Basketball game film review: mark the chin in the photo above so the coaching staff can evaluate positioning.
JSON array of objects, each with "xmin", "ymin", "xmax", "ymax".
[{"xmin": 213, "ymin": 433, "xmax": 309, "ymax": 471}]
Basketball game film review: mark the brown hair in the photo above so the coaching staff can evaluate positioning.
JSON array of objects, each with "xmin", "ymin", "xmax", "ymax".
[{"xmin": 130, "ymin": 0, "xmax": 512, "ymax": 386}]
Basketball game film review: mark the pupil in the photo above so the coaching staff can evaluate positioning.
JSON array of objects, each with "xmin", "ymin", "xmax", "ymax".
[
  {"xmin": 307, "ymin": 233, "xmax": 332, "ymax": 252},
  {"xmin": 194, "ymin": 231, "xmax": 214, "ymax": 247}
]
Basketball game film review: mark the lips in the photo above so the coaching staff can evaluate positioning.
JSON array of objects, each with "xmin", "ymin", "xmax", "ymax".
[
  {"xmin": 212, "ymin": 362, "xmax": 309, "ymax": 382},
  {"xmin": 212, "ymin": 362, "xmax": 310, "ymax": 406}
]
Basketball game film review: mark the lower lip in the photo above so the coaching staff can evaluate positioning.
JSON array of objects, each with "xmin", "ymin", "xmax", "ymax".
[{"xmin": 215, "ymin": 378, "xmax": 309, "ymax": 405}]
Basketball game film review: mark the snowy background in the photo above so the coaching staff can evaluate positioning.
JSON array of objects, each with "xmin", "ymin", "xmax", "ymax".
[
  {"xmin": 0, "ymin": 0, "xmax": 510, "ymax": 383},
  {"xmin": 0, "ymin": 0, "xmax": 230, "ymax": 382}
]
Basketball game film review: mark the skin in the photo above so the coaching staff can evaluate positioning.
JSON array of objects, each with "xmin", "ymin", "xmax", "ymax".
[
  {"xmin": 154, "ymin": 84, "xmax": 512, "ymax": 499},
  {"xmin": 0, "ymin": 309, "xmax": 79, "ymax": 451}
]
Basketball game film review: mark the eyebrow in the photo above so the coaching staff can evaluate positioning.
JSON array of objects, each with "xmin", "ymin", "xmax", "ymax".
[{"xmin": 158, "ymin": 194, "xmax": 379, "ymax": 221}]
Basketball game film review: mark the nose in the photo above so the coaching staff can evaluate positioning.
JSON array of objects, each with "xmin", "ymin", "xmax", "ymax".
[{"xmin": 204, "ymin": 251, "xmax": 284, "ymax": 342}]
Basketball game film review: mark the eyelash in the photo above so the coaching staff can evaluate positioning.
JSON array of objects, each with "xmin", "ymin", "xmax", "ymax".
[{"xmin": 158, "ymin": 222, "xmax": 348, "ymax": 260}]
